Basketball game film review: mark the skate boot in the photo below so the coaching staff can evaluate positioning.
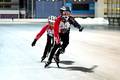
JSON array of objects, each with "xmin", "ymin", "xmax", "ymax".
[
  {"xmin": 55, "ymin": 59, "xmax": 60, "ymax": 68},
  {"xmin": 41, "ymin": 56, "xmax": 46, "ymax": 62},
  {"xmin": 54, "ymin": 55, "xmax": 60, "ymax": 68},
  {"xmin": 44, "ymin": 61, "xmax": 51, "ymax": 68}
]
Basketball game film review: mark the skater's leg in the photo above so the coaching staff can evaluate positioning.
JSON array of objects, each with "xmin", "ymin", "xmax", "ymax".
[
  {"xmin": 54, "ymin": 32, "xmax": 70, "ymax": 62},
  {"xmin": 41, "ymin": 43, "xmax": 50, "ymax": 62},
  {"xmin": 48, "ymin": 44, "xmax": 59, "ymax": 62},
  {"xmin": 54, "ymin": 49, "xmax": 61, "ymax": 62},
  {"xmin": 60, "ymin": 32, "xmax": 69, "ymax": 53},
  {"xmin": 41, "ymin": 35, "xmax": 53, "ymax": 62},
  {"xmin": 47, "ymin": 36, "xmax": 54, "ymax": 53},
  {"xmin": 45, "ymin": 44, "xmax": 59, "ymax": 68}
]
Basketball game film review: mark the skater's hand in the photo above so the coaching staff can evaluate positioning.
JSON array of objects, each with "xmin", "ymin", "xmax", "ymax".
[
  {"xmin": 79, "ymin": 27, "xmax": 84, "ymax": 32},
  {"xmin": 55, "ymin": 38, "xmax": 60, "ymax": 45},
  {"xmin": 31, "ymin": 39, "xmax": 37, "ymax": 47}
]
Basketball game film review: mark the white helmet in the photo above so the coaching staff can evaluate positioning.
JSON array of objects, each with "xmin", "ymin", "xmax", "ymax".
[{"xmin": 48, "ymin": 16, "xmax": 56, "ymax": 23}]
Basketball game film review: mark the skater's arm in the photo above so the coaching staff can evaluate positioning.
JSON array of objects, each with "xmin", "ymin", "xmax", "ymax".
[
  {"xmin": 31, "ymin": 24, "xmax": 48, "ymax": 47},
  {"xmin": 54, "ymin": 16, "xmax": 61, "ymax": 44},
  {"xmin": 35, "ymin": 24, "xmax": 48, "ymax": 40},
  {"xmin": 68, "ymin": 16, "xmax": 83, "ymax": 31}
]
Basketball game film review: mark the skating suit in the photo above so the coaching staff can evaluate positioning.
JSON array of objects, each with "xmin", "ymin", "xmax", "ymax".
[
  {"xmin": 54, "ymin": 16, "xmax": 81, "ymax": 43},
  {"xmin": 59, "ymin": 21, "xmax": 70, "ymax": 34}
]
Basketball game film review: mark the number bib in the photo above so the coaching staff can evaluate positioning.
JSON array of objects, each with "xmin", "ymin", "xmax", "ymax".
[{"xmin": 59, "ymin": 21, "xmax": 70, "ymax": 33}]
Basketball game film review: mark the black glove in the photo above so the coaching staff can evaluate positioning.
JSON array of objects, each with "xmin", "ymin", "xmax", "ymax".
[
  {"xmin": 79, "ymin": 27, "xmax": 84, "ymax": 32},
  {"xmin": 31, "ymin": 39, "xmax": 37, "ymax": 47}
]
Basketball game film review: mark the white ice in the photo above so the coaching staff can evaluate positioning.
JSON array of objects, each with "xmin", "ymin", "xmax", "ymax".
[{"xmin": 0, "ymin": 24, "xmax": 120, "ymax": 80}]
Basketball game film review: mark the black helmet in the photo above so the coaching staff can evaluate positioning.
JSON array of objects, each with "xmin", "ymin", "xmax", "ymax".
[
  {"xmin": 60, "ymin": 6, "xmax": 71, "ymax": 13},
  {"xmin": 66, "ymin": 6, "xmax": 71, "ymax": 12},
  {"xmin": 60, "ymin": 6, "xmax": 66, "ymax": 11}
]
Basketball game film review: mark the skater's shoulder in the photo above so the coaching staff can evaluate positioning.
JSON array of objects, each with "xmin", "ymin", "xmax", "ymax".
[{"xmin": 57, "ymin": 16, "xmax": 62, "ymax": 19}]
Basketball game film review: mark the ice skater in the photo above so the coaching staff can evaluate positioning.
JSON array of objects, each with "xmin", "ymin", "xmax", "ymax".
[
  {"xmin": 31, "ymin": 16, "xmax": 56, "ymax": 62},
  {"xmin": 45, "ymin": 6, "xmax": 84, "ymax": 68}
]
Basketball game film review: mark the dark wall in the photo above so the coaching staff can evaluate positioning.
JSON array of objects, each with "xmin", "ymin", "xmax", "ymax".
[{"xmin": 35, "ymin": 0, "xmax": 63, "ymax": 18}]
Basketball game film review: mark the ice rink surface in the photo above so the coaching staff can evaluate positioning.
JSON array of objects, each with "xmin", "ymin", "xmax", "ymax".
[{"xmin": 0, "ymin": 24, "xmax": 120, "ymax": 80}]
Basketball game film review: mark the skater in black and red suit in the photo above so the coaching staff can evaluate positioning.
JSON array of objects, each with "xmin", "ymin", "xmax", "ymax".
[
  {"xmin": 45, "ymin": 6, "xmax": 84, "ymax": 68},
  {"xmin": 31, "ymin": 16, "xmax": 56, "ymax": 62}
]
